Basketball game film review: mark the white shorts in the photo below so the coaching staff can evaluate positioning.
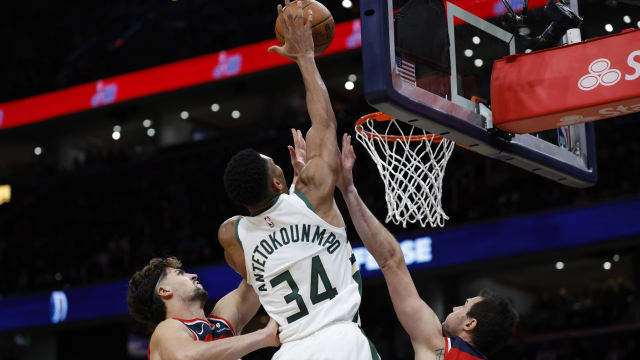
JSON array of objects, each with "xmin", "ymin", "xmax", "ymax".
[{"xmin": 272, "ymin": 322, "xmax": 380, "ymax": 360}]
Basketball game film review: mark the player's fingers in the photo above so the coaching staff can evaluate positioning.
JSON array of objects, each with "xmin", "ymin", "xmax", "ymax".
[
  {"xmin": 306, "ymin": 10, "xmax": 313, "ymax": 29},
  {"xmin": 288, "ymin": 146, "xmax": 297, "ymax": 160},
  {"xmin": 268, "ymin": 46, "xmax": 289, "ymax": 57},
  {"xmin": 296, "ymin": 1, "xmax": 304, "ymax": 25},
  {"xmin": 277, "ymin": 5, "xmax": 289, "ymax": 33},
  {"xmin": 349, "ymin": 136, "xmax": 356, "ymax": 157},
  {"xmin": 283, "ymin": 2, "xmax": 295, "ymax": 28}
]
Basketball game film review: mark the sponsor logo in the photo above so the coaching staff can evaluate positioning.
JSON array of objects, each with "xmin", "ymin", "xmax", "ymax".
[
  {"xmin": 557, "ymin": 126, "xmax": 570, "ymax": 149},
  {"xmin": 353, "ymin": 237, "xmax": 432, "ymax": 271},
  {"xmin": 212, "ymin": 51, "xmax": 243, "ymax": 79},
  {"xmin": 264, "ymin": 216, "xmax": 275, "ymax": 228},
  {"xmin": 90, "ymin": 80, "xmax": 118, "ymax": 107},
  {"xmin": 578, "ymin": 50, "xmax": 640, "ymax": 91},
  {"xmin": 578, "ymin": 59, "xmax": 621, "ymax": 91},
  {"xmin": 346, "ymin": 19, "xmax": 361, "ymax": 49},
  {"xmin": 49, "ymin": 291, "xmax": 68, "ymax": 324},
  {"xmin": 196, "ymin": 323, "xmax": 206, "ymax": 335},
  {"xmin": 557, "ymin": 103, "xmax": 640, "ymax": 127}
]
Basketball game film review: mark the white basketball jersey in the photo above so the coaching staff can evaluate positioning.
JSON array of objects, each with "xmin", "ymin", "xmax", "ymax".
[{"xmin": 236, "ymin": 192, "xmax": 362, "ymax": 343}]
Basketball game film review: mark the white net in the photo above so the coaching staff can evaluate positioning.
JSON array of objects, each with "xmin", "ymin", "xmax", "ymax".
[{"xmin": 355, "ymin": 115, "xmax": 455, "ymax": 228}]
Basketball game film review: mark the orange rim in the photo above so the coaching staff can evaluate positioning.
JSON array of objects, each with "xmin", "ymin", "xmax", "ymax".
[{"xmin": 355, "ymin": 112, "xmax": 445, "ymax": 143}]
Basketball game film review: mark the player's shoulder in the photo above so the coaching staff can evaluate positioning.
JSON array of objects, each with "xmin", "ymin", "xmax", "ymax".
[
  {"xmin": 220, "ymin": 215, "xmax": 243, "ymax": 228},
  {"xmin": 151, "ymin": 318, "xmax": 191, "ymax": 341},
  {"xmin": 218, "ymin": 215, "xmax": 243, "ymax": 245}
]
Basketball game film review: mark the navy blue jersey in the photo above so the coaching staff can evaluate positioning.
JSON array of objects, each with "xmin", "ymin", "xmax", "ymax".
[
  {"xmin": 444, "ymin": 337, "xmax": 487, "ymax": 360},
  {"xmin": 175, "ymin": 316, "xmax": 235, "ymax": 341},
  {"xmin": 147, "ymin": 316, "xmax": 236, "ymax": 359}
]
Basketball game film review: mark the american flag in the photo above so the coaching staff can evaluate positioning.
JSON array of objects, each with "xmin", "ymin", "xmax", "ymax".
[{"xmin": 395, "ymin": 56, "xmax": 416, "ymax": 86}]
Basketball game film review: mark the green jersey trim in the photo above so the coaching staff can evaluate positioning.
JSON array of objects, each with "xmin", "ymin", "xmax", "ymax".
[
  {"xmin": 234, "ymin": 218, "xmax": 243, "ymax": 249},
  {"xmin": 294, "ymin": 190, "xmax": 316, "ymax": 213}
]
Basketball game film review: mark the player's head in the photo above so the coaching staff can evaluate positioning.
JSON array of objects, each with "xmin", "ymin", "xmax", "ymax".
[
  {"xmin": 442, "ymin": 289, "xmax": 519, "ymax": 355},
  {"xmin": 224, "ymin": 148, "xmax": 288, "ymax": 209},
  {"xmin": 127, "ymin": 257, "xmax": 208, "ymax": 326}
]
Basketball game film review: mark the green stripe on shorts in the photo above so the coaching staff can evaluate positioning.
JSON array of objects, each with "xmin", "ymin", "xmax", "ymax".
[{"xmin": 359, "ymin": 328, "xmax": 381, "ymax": 360}]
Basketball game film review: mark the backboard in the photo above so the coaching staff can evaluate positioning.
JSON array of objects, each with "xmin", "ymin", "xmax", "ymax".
[{"xmin": 359, "ymin": 0, "xmax": 597, "ymax": 187}]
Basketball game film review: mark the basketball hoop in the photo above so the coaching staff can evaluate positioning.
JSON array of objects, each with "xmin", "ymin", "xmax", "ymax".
[{"xmin": 354, "ymin": 112, "xmax": 456, "ymax": 228}]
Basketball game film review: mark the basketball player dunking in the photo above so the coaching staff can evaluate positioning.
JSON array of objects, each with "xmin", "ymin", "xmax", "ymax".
[
  {"xmin": 335, "ymin": 134, "xmax": 520, "ymax": 360},
  {"xmin": 218, "ymin": 1, "xmax": 378, "ymax": 359}
]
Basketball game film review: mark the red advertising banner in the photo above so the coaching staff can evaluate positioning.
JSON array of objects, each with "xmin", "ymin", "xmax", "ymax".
[
  {"xmin": 0, "ymin": 19, "xmax": 362, "ymax": 130},
  {"xmin": 491, "ymin": 28, "xmax": 640, "ymax": 134}
]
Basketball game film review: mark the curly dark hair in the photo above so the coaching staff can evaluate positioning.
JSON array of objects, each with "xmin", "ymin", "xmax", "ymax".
[
  {"xmin": 223, "ymin": 148, "xmax": 271, "ymax": 207},
  {"xmin": 467, "ymin": 289, "xmax": 519, "ymax": 356},
  {"xmin": 127, "ymin": 257, "xmax": 182, "ymax": 327}
]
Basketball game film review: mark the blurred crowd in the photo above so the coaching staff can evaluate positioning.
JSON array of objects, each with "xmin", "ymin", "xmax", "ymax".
[{"xmin": 0, "ymin": 105, "xmax": 639, "ymax": 296}]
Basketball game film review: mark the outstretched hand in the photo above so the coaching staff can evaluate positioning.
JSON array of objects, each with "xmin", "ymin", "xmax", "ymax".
[
  {"xmin": 288, "ymin": 128, "xmax": 307, "ymax": 176},
  {"xmin": 260, "ymin": 318, "xmax": 281, "ymax": 348},
  {"xmin": 268, "ymin": 0, "xmax": 315, "ymax": 61},
  {"xmin": 336, "ymin": 133, "xmax": 356, "ymax": 193}
]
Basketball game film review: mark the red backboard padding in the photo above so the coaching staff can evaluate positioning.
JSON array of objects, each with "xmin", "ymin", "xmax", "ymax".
[{"xmin": 491, "ymin": 29, "xmax": 640, "ymax": 134}]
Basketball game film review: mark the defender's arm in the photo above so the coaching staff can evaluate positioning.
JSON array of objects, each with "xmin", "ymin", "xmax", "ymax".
[
  {"xmin": 337, "ymin": 135, "xmax": 445, "ymax": 357},
  {"xmin": 150, "ymin": 318, "xmax": 278, "ymax": 360},
  {"xmin": 210, "ymin": 280, "xmax": 261, "ymax": 335}
]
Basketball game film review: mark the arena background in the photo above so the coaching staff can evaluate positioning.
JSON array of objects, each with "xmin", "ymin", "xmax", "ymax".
[{"xmin": 1, "ymin": 0, "xmax": 639, "ymax": 359}]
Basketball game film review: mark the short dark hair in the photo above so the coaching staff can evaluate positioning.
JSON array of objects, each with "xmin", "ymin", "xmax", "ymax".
[
  {"xmin": 224, "ymin": 148, "xmax": 270, "ymax": 207},
  {"xmin": 127, "ymin": 257, "xmax": 182, "ymax": 327},
  {"xmin": 467, "ymin": 289, "xmax": 519, "ymax": 355}
]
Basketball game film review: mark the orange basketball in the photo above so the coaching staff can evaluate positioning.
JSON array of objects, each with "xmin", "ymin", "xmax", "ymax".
[{"xmin": 275, "ymin": 0, "xmax": 335, "ymax": 55}]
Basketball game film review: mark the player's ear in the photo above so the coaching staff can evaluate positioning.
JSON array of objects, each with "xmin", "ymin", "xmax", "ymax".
[
  {"xmin": 157, "ymin": 285, "xmax": 173, "ymax": 300},
  {"xmin": 463, "ymin": 317, "xmax": 477, "ymax": 331},
  {"xmin": 272, "ymin": 177, "xmax": 284, "ymax": 192}
]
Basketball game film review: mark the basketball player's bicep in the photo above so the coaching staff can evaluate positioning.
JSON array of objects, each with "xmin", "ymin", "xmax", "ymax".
[
  {"xmin": 305, "ymin": 126, "xmax": 340, "ymax": 176},
  {"xmin": 296, "ymin": 157, "xmax": 337, "ymax": 208},
  {"xmin": 218, "ymin": 218, "xmax": 247, "ymax": 279}
]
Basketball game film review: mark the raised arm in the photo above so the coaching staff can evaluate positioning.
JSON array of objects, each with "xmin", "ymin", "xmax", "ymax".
[
  {"xmin": 210, "ymin": 280, "xmax": 261, "ymax": 335},
  {"xmin": 337, "ymin": 134, "xmax": 445, "ymax": 358},
  {"xmin": 268, "ymin": 1, "xmax": 341, "ymax": 225},
  {"xmin": 150, "ymin": 318, "xmax": 278, "ymax": 360}
]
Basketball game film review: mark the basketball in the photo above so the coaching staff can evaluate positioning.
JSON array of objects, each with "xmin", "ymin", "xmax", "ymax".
[{"xmin": 275, "ymin": 0, "xmax": 335, "ymax": 55}]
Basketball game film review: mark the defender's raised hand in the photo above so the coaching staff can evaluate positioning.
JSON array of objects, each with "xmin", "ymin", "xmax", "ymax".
[
  {"xmin": 268, "ymin": 0, "xmax": 314, "ymax": 61},
  {"xmin": 336, "ymin": 133, "xmax": 356, "ymax": 193},
  {"xmin": 288, "ymin": 128, "xmax": 307, "ymax": 176}
]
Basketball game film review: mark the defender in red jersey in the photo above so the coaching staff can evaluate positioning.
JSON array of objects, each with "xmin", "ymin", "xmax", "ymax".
[
  {"xmin": 127, "ymin": 257, "xmax": 280, "ymax": 360},
  {"xmin": 336, "ymin": 134, "xmax": 519, "ymax": 359}
]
